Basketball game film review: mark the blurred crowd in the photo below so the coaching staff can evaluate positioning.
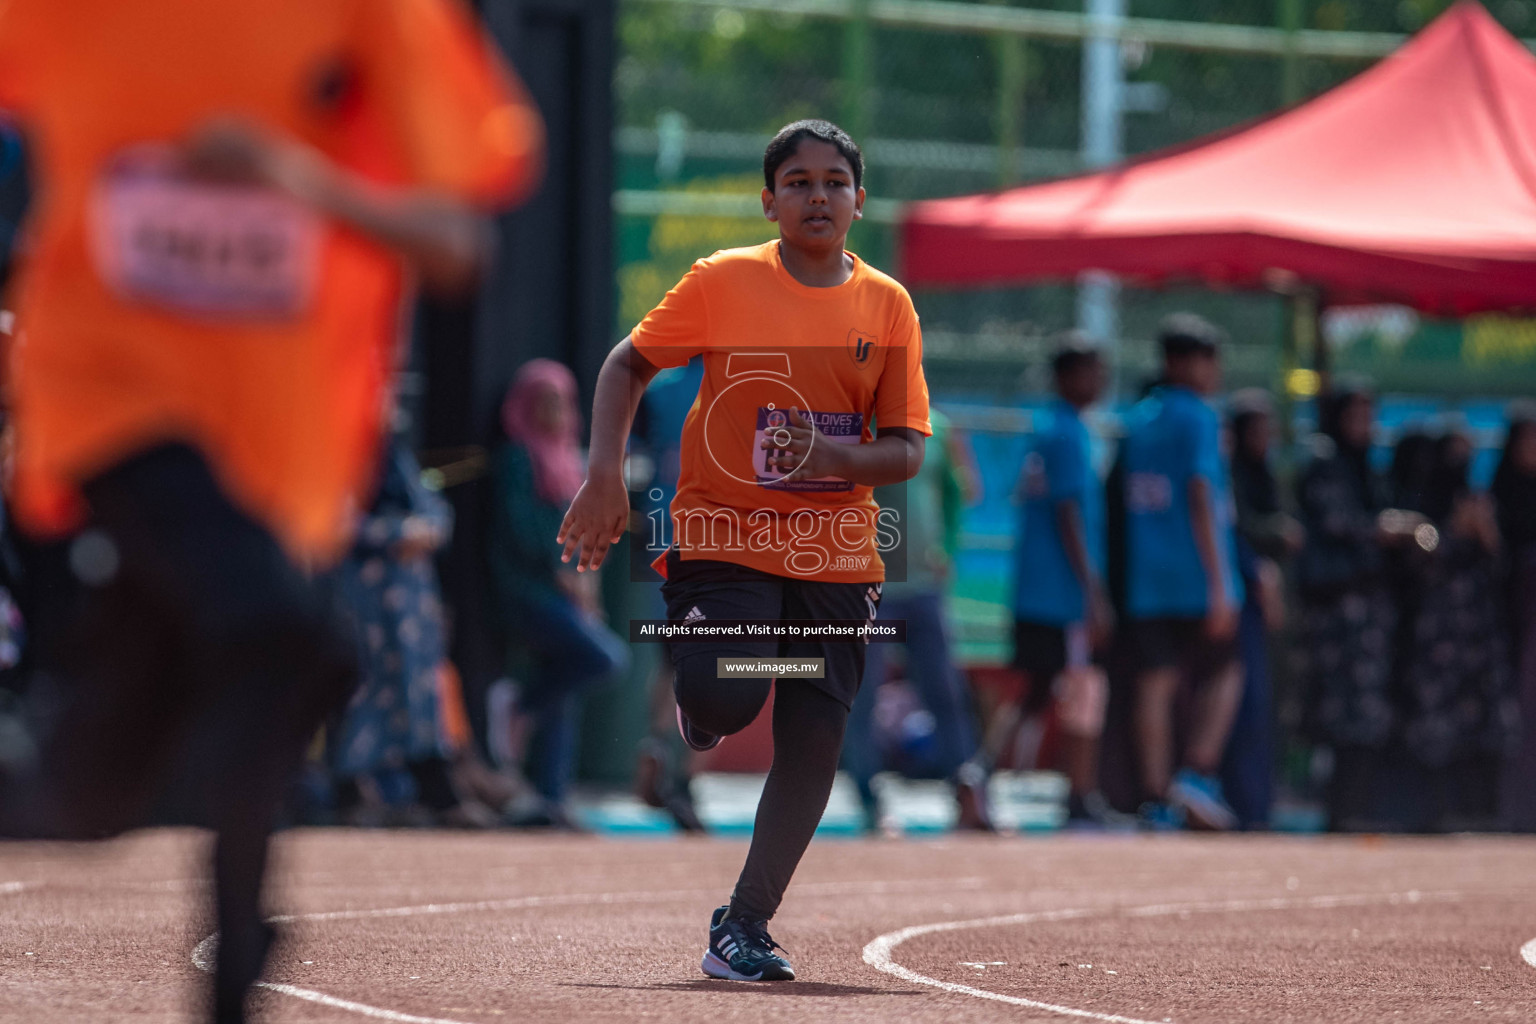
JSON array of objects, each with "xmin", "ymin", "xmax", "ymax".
[
  {"xmin": 232, "ymin": 317, "xmax": 1536, "ymax": 835},
  {"xmin": 3, "ymin": 317, "xmax": 1529, "ymax": 837},
  {"xmin": 299, "ymin": 358, "xmax": 632, "ymax": 832},
  {"xmin": 847, "ymin": 314, "xmax": 1536, "ymax": 835}
]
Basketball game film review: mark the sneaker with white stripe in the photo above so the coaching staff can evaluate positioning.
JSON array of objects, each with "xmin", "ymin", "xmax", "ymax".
[{"xmin": 701, "ymin": 905, "xmax": 794, "ymax": 981}]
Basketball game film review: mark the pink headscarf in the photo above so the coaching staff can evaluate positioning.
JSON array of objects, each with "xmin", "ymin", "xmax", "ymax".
[{"xmin": 501, "ymin": 359, "xmax": 585, "ymax": 506}]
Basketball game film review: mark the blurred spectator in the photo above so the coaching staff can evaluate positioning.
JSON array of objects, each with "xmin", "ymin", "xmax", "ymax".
[
  {"xmin": 0, "ymin": 417, "xmax": 26, "ymax": 693},
  {"xmin": 631, "ymin": 357, "xmax": 706, "ymax": 832},
  {"xmin": 1384, "ymin": 426, "xmax": 1438, "ymax": 708},
  {"xmin": 1396, "ymin": 429, "xmax": 1516, "ymax": 829},
  {"xmin": 331, "ymin": 439, "xmax": 497, "ymax": 829},
  {"xmin": 991, "ymin": 336, "xmax": 1122, "ymax": 826},
  {"xmin": 1228, "ymin": 390, "xmax": 1305, "ymax": 566},
  {"xmin": 0, "ymin": 416, "xmax": 28, "ymax": 767},
  {"xmin": 1297, "ymin": 385, "xmax": 1407, "ymax": 831},
  {"xmin": 844, "ymin": 408, "xmax": 987, "ymax": 832},
  {"xmin": 1121, "ymin": 315, "xmax": 1244, "ymax": 831},
  {"xmin": 1495, "ymin": 404, "xmax": 1536, "ymax": 830},
  {"xmin": 1390, "ymin": 428, "xmax": 1438, "ymax": 513},
  {"xmin": 491, "ymin": 360, "xmax": 628, "ymax": 829},
  {"xmin": 1221, "ymin": 389, "xmax": 1301, "ymax": 829}
]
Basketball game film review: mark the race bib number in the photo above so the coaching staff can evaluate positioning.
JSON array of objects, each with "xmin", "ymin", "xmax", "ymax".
[
  {"xmin": 1022, "ymin": 451, "xmax": 1048, "ymax": 499},
  {"xmin": 90, "ymin": 146, "xmax": 322, "ymax": 319},
  {"xmin": 1126, "ymin": 471, "xmax": 1174, "ymax": 514},
  {"xmin": 754, "ymin": 407, "xmax": 861, "ymax": 492}
]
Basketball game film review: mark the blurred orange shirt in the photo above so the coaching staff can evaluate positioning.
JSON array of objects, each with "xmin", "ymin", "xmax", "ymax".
[
  {"xmin": 631, "ymin": 241, "xmax": 931, "ymax": 583},
  {"xmin": 0, "ymin": 0, "xmax": 542, "ymax": 562}
]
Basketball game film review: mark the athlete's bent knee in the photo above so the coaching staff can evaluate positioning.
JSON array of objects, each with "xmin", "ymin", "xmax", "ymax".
[
  {"xmin": 1055, "ymin": 665, "xmax": 1107, "ymax": 737},
  {"xmin": 672, "ymin": 653, "xmax": 770, "ymax": 736}
]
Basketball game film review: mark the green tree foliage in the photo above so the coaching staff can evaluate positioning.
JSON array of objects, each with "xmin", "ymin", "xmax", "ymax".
[{"xmin": 615, "ymin": 1, "xmax": 1536, "ymax": 396}]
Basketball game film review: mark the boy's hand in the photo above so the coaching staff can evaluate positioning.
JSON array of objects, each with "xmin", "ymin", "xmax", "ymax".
[
  {"xmin": 183, "ymin": 117, "xmax": 322, "ymax": 199},
  {"xmin": 1086, "ymin": 585, "xmax": 1116, "ymax": 651},
  {"xmin": 1204, "ymin": 591, "xmax": 1239, "ymax": 641},
  {"xmin": 557, "ymin": 476, "xmax": 629, "ymax": 572},
  {"xmin": 394, "ymin": 515, "xmax": 446, "ymax": 560},
  {"xmin": 183, "ymin": 118, "xmax": 279, "ymax": 185},
  {"xmin": 760, "ymin": 407, "xmax": 846, "ymax": 481}
]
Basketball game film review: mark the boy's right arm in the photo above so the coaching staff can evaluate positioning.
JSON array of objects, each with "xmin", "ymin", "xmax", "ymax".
[
  {"xmin": 556, "ymin": 337, "xmax": 662, "ymax": 572},
  {"xmin": 182, "ymin": 120, "xmax": 505, "ymax": 298}
]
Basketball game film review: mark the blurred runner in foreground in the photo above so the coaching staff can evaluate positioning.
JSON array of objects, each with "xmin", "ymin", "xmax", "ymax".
[{"xmin": 0, "ymin": 1, "xmax": 541, "ymax": 1020}]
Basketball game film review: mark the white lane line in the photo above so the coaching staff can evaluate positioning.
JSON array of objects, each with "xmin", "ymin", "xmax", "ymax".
[
  {"xmin": 0, "ymin": 880, "xmax": 32, "ymax": 895},
  {"xmin": 865, "ymin": 908, "xmax": 1161, "ymax": 1024},
  {"xmin": 193, "ymin": 934, "xmax": 470, "ymax": 1024},
  {"xmin": 258, "ymin": 983, "xmax": 476, "ymax": 1024},
  {"xmin": 864, "ymin": 889, "xmax": 1470, "ymax": 1024},
  {"xmin": 192, "ymin": 875, "xmax": 986, "ymax": 1024},
  {"xmin": 1520, "ymin": 937, "xmax": 1536, "ymax": 968}
]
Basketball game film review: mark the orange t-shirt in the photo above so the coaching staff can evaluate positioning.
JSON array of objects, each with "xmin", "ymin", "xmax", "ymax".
[
  {"xmin": 631, "ymin": 241, "xmax": 931, "ymax": 584},
  {"xmin": 0, "ymin": 0, "xmax": 542, "ymax": 563}
]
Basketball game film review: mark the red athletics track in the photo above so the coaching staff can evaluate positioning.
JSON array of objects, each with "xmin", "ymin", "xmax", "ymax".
[{"xmin": 1, "ymin": 829, "xmax": 1534, "ymax": 1023}]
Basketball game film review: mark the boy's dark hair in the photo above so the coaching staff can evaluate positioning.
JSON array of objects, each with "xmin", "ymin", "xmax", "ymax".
[
  {"xmin": 1051, "ymin": 330, "xmax": 1102, "ymax": 377},
  {"xmin": 1158, "ymin": 312, "xmax": 1226, "ymax": 359},
  {"xmin": 763, "ymin": 120, "xmax": 864, "ymax": 191}
]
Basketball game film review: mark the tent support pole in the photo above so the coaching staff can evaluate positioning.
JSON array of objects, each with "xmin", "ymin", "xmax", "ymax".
[
  {"xmin": 842, "ymin": 0, "xmax": 872, "ymax": 140},
  {"xmin": 1280, "ymin": 0, "xmax": 1304, "ymax": 105},
  {"xmin": 993, "ymin": 19, "xmax": 1027, "ymax": 186},
  {"xmin": 1277, "ymin": 288, "xmax": 1322, "ymax": 454},
  {"xmin": 1306, "ymin": 290, "xmax": 1329, "ymax": 393},
  {"xmin": 1278, "ymin": 293, "xmax": 1299, "ymax": 453}
]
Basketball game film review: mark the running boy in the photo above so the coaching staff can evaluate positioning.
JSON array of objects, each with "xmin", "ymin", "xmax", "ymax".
[
  {"xmin": 558, "ymin": 119, "xmax": 929, "ymax": 981},
  {"xmin": 1121, "ymin": 314, "xmax": 1244, "ymax": 830}
]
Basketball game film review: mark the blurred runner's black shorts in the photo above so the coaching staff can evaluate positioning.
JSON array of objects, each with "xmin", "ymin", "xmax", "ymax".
[{"xmin": 1126, "ymin": 616, "xmax": 1238, "ymax": 685}]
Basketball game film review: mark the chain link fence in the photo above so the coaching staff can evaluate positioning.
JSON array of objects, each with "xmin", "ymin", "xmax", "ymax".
[
  {"xmin": 608, "ymin": 2, "xmax": 1536, "ymax": 823},
  {"xmin": 615, "ymin": 0, "xmax": 1536, "ymax": 402}
]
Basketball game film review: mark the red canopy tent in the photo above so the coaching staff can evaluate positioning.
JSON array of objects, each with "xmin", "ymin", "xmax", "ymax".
[{"xmin": 900, "ymin": 2, "xmax": 1536, "ymax": 315}]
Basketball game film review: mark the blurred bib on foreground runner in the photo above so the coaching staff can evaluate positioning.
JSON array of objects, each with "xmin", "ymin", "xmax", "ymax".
[
  {"xmin": 91, "ymin": 146, "xmax": 325, "ymax": 320},
  {"xmin": 0, "ymin": 0, "xmax": 541, "ymax": 562}
]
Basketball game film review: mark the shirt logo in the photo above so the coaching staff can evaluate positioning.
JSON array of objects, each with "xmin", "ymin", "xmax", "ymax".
[
  {"xmin": 308, "ymin": 57, "xmax": 358, "ymax": 116},
  {"xmin": 1022, "ymin": 451, "xmax": 1048, "ymax": 499},
  {"xmin": 847, "ymin": 328, "xmax": 878, "ymax": 368}
]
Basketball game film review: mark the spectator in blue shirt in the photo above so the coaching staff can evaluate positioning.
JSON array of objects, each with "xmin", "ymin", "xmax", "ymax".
[
  {"xmin": 1122, "ymin": 314, "xmax": 1244, "ymax": 830},
  {"xmin": 1007, "ymin": 335, "xmax": 1123, "ymax": 825}
]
